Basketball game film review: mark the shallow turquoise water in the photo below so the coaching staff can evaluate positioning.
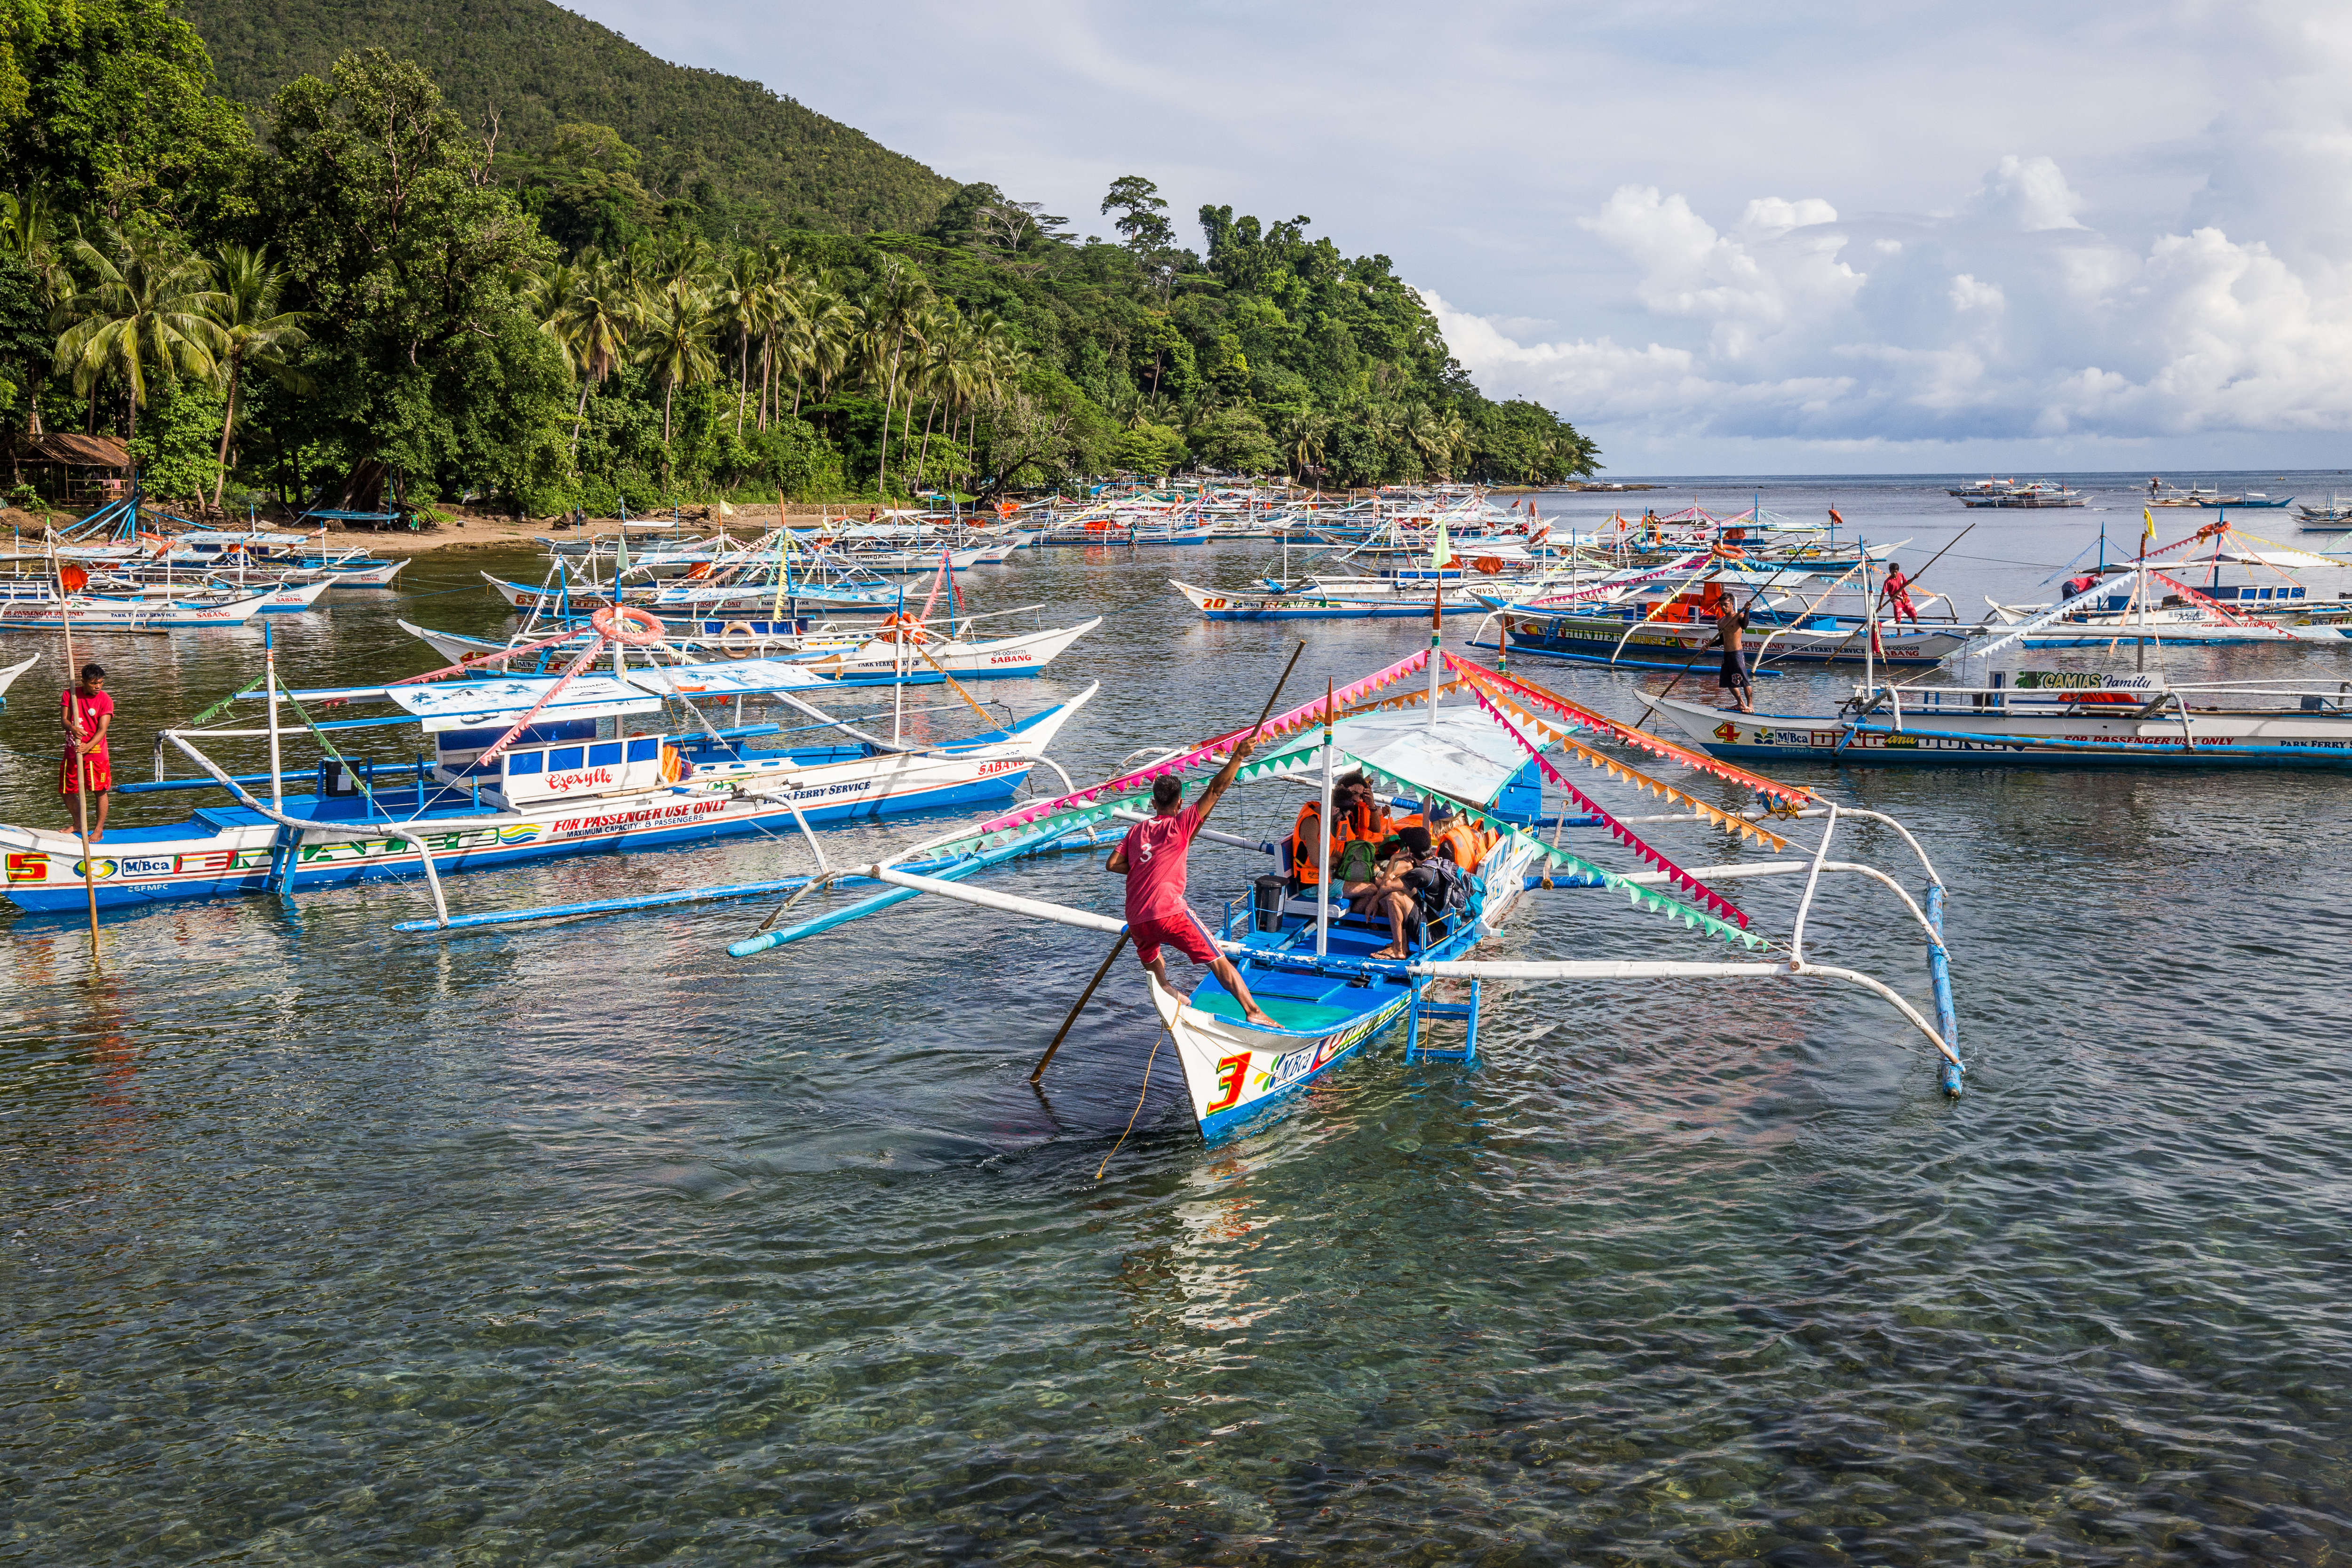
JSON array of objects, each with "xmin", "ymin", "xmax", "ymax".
[{"xmin": 5, "ymin": 478, "xmax": 2350, "ymax": 1564}]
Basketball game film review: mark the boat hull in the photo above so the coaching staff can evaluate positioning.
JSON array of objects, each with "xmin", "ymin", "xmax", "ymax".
[
  {"xmin": 1501, "ymin": 612, "xmax": 1963, "ymax": 668},
  {"xmin": 0, "ymin": 766, "xmax": 1034, "ymax": 914},
  {"xmin": 1148, "ymin": 837, "xmax": 1542, "ymax": 1138},
  {"xmin": 1172, "ymin": 580, "xmax": 1465, "ymax": 621}
]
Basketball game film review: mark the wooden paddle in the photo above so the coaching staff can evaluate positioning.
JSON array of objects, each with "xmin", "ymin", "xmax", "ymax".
[{"xmin": 1028, "ymin": 640, "xmax": 1306, "ymax": 1083}]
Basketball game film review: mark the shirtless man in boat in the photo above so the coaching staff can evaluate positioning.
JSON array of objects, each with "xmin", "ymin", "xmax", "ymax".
[
  {"xmin": 1108, "ymin": 735, "xmax": 1279, "ymax": 1027},
  {"xmin": 1713, "ymin": 601, "xmax": 1755, "ymax": 714}
]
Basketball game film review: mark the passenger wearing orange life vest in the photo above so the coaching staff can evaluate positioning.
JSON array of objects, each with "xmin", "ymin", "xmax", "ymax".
[
  {"xmin": 1288, "ymin": 772, "xmax": 1386, "ymax": 888},
  {"xmin": 1429, "ymin": 802, "xmax": 1485, "ymax": 873}
]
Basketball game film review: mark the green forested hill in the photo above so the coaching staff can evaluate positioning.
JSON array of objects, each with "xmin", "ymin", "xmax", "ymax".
[
  {"xmin": 1, "ymin": 0, "xmax": 1594, "ymax": 514},
  {"xmin": 177, "ymin": 0, "xmax": 956, "ymax": 233}
]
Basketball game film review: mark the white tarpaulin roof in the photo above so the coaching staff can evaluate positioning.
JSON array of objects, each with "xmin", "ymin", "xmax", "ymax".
[
  {"xmin": 1248, "ymin": 705, "xmax": 1548, "ymax": 808},
  {"xmin": 380, "ymin": 675, "xmax": 661, "ymax": 732},
  {"xmin": 620, "ymin": 659, "xmax": 836, "ymax": 697}
]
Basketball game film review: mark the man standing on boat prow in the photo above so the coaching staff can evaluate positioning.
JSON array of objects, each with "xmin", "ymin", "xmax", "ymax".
[
  {"xmin": 1108, "ymin": 739, "xmax": 1279, "ymax": 1027},
  {"xmin": 1713, "ymin": 601, "xmax": 1755, "ymax": 715},
  {"xmin": 61, "ymin": 663, "xmax": 113, "ymax": 842}
]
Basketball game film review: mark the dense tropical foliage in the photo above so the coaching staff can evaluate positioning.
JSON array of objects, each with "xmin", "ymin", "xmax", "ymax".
[{"xmin": 0, "ymin": 0, "xmax": 1596, "ymax": 513}]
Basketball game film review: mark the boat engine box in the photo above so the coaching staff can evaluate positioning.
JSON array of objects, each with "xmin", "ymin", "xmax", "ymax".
[{"xmin": 1253, "ymin": 874, "xmax": 1287, "ymax": 933}]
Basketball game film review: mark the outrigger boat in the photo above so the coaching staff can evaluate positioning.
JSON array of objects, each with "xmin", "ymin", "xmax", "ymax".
[
  {"xmin": 0, "ymin": 586, "xmax": 279, "ymax": 633},
  {"xmin": 0, "ymin": 652, "xmax": 36, "ymax": 707},
  {"xmin": 484, "ymin": 571, "xmax": 903, "ymax": 615},
  {"xmin": 1644, "ymin": 572, "xmax": 2352, "ymax": 768},
  {"xmin": 720, "ymin": 647, "xmax": 1965, "ymax": 1139},
  {"xmin": 1647, "ymin": 672, "xmax": 2352, "ymax": 769},
  {"xmin": 396, "ymin": 613, "xmax": 1101, "ymax": 684},
  {"xmin": 1486, "ymin": 594, "xmax": 1968, "ymax": 669},
  {"xmin": 0, "ymin": 611, "xmax": 1094, "ymax": 914},
  {"xmin": 1170, "ymin": 580, "xmax": 1479, "ymax": 621}
]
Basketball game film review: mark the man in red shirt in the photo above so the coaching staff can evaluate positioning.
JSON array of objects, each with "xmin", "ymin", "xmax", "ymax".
[
  {"xmin": 1107, "ymin": 734, "xmax": 1278, "ymax": 1026},
  {"xmin": 60, "ymin": 662, "xmax": 114, "ymax": 841},
  {"xmin": 1881, "ymin": 562, "xmax": 1921, "ymax": 627}
]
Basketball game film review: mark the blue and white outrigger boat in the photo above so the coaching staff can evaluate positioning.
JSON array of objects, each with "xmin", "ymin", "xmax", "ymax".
[
  {"xmin": 0, "ymin": 613, "xmax": 1094, "ymax": 915},
  {"xmin": 724, "ymin": 646, "xmax": 1965, "ymax": 1140}
]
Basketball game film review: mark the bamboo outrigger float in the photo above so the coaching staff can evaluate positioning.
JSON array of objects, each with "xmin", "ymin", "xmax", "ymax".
[{"xmin": 722, "ymin": 646, "xmax": 1966, "ymax": 1141}]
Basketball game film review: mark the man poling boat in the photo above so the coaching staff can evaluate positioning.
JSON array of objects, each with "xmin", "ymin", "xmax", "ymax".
[{"xmin": 726, "ymin": 648, "xmax": 1965, "ymax": 1142}]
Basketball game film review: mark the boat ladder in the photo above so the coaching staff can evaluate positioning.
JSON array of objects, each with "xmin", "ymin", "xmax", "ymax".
[{"xmin": 1405, "ymin": 977, "xmax": 1480, "ymax": 1065}]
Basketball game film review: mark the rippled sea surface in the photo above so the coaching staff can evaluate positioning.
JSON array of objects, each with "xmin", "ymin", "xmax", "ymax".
[{"xmin": 7, "ymin": 475, "xmax": 2351, "ymax": 1565}]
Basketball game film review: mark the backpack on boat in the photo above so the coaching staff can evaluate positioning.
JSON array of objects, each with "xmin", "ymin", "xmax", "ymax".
[
  {"xmin": 1334, "ymin": 836, "xmax": 1382, "ymax": 885},
  {"xmin": 1399, "ymin": 859, "xmax": 1466, "ymax": 933}
]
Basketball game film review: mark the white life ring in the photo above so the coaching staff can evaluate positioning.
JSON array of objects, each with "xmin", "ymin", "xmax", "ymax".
[{"xmin": 591, "ymin": 605, "xmax": 666, "ymax": 647}]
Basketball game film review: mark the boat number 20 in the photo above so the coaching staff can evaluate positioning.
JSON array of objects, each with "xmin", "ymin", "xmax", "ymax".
[{"xmin": 1206, "ymin": 1052, "xmax": 1251, "ymax": 1112}]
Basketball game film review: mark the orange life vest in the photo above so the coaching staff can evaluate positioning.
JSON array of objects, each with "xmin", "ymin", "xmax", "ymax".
[
  {"xmin": 1434, "ymin": 820, "xmax": 1482, "ymax": 869},
  {"xmin": 1290, "ymin": 801, "xmax": 1349, "ymax": 885}
]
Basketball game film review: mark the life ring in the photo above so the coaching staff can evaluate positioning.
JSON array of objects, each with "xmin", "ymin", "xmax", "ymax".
[
  {"xmin": 878, "ymin": 612, "xmax": 930, "ymax": 645},
  {"xmin": 718, "ymin": 621, "xmax": 758, "ymax": 658},
  {"xmin": 592, "ymin": 605, "xmax": 666, "ymax": 647},
  {"xmin": 1473, "ymin": 556, "xmax": 1504, "ymax": 575}
]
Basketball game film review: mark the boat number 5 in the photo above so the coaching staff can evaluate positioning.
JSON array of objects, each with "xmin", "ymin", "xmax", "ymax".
[{"xmin": 1206, "ymin": 1052, "xmax": 1251, "ymax": 1112}]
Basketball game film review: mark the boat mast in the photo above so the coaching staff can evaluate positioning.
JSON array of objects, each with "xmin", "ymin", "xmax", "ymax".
[
  {"xmin": 1427, "ymin": 519, "xmax": 1446, "ymax": 732},
  {"xmin": 1861, "ymin": 545, "xmax": 1875, "ymax": 693},
  {"xmin": 1317, "ymin": 677, "xmax": 1334, "ymax": 958}
]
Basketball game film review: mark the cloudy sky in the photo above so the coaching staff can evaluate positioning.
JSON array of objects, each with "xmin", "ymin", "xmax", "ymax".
[{"xmin": 571, "ymin": 0, "xmax": 2351, "ymax": 475}]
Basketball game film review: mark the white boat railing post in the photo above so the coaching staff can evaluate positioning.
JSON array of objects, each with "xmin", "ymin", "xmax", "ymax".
[
  {"xmin": 2137, "ymin": 554, "xmax": 2151, "ymax": 671},
  {"xmin": 264, "ymin": 618, "xmax": 284, "ymax": 812},
  {"xmin": 1788, "ymin": 803, "xmax": 1840, "ymax": 965}
]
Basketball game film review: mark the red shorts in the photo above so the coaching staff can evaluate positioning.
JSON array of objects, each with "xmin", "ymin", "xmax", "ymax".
[
  {"xmin": 1129, "ymin": 908, "xmax": 1217, "ymax": 967},
  {"xmin": 60, "ymin": 748, "xmax": 111, "ymax": 794}
]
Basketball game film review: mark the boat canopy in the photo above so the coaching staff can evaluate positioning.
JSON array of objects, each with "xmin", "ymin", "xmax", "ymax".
[
  {"xmin": 616, "ymin": 658, "xmax": 839, "ymax": 698},
  {"xmin": 175, "ymin": 530, "xmax": 313, "ymax": 547},
  {"xmin": 380, "ymin": 675, "xmax": 662, "ymax": 731},
  {"xmin": 1241, "ymin": 706, "xmax": 1549, "ymax": 810}
]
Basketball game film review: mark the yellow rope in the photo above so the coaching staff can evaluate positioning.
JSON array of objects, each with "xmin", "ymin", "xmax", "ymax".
[{"xmin": 1097, "ymin": 1027, "xmax": 1166, "ymax": 1181}]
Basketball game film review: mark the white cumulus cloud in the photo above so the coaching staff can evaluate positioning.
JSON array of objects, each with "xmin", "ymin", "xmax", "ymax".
[{"xmin": 1427, "ymin": 153, "xmax": 2352, "ymax": 463}]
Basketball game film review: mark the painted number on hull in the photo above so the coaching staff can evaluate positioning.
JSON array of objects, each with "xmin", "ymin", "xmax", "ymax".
[{"xmin": 1206, "ymin": 1052, "xmax": 1252, "ymax": 1112}]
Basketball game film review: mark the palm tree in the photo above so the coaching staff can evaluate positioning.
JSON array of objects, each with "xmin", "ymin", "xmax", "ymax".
[
  {"xmin": 908, "ymin": 310, "xmax": 972, "ymax": 492},
  {"xmin": 803, "ymin": 290, "xmax": 858, "ymax": 410},
  {"xmin": 631, "ymin": 277, "xmax": 720, "ymax": 459},
  {"xmin": 538, "ymin": 251, "xmax": 633, "ymax": 460},
  {"xmin": 1275, "ymin": 406, "xmax": 1331, "ymax": 479},
  {"xmin": 1, "ymin": 188, "xmax": 72, "ymax": 434},
  {"xmin": 714, "ymin": 247, "xmax": 772, "ymax": 438},
  {"xmin": 0, "ymin": 188, "xmax": 71, "ymax": 308},
  {"xmin": 862, "ymin": 259, "xmax": 931, "ymax": 495},
  {"xmin": 956, "ymin": 312, "xmax": 1020, "ymax": 469},
  {"xmin": 206, "ymin": 245, "xmax": 309, "ymax": 507},
  {"xmin": 901, "ymin": 300, "xmax": 960, "ymax": 490},
  {"xmin": 53, "ymin": 226, "xmax": 225, "ymax": 440}
]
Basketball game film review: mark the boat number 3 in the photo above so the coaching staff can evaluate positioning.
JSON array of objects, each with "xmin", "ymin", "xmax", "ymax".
[{"xmin": 1206, "ymin": 1052, "xmax": 1251, "ymax": 1112}]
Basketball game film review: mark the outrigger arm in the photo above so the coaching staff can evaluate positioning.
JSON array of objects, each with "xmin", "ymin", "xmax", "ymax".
[
  {"xmin": 755, "ymin": 837, "xmax": 1963, "ymax": 1081},
  {"xmin": 159, "ymin": 730, "xmax": 464, "ymax": 927}
]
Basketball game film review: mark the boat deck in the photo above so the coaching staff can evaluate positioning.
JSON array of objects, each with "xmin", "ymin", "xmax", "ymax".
[{"xmin": 1184, "ymin": 899, "xmax": 1470, "ymax": 1030}]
